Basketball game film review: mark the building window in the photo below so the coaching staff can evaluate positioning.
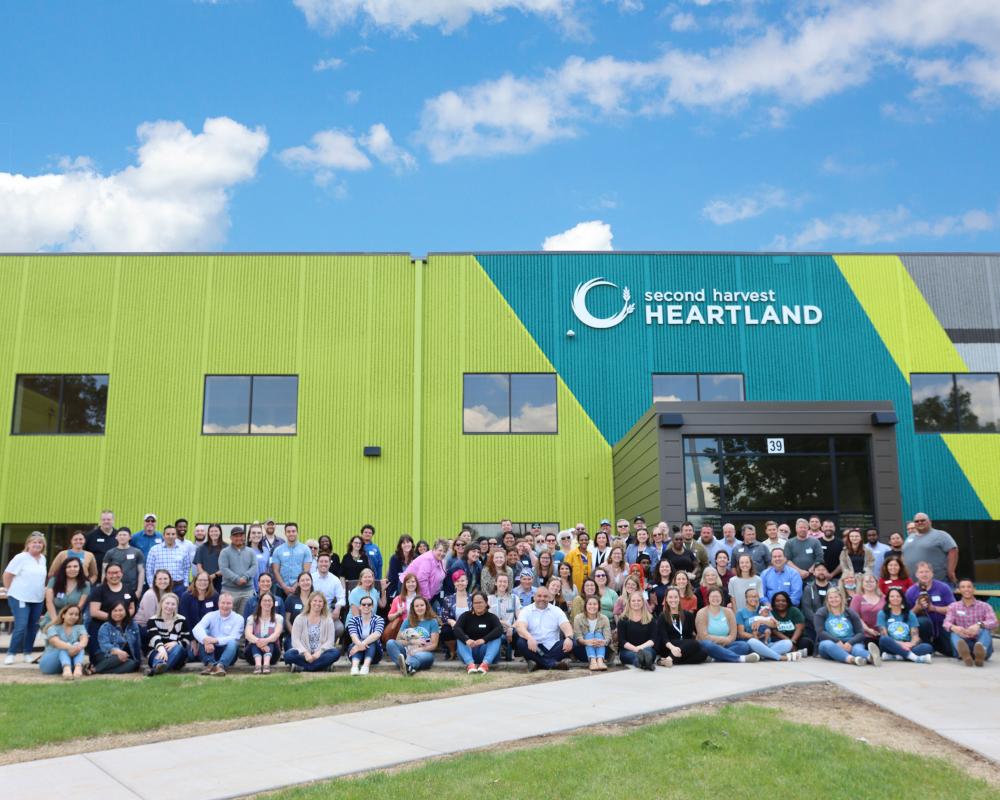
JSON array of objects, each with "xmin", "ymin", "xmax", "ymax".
[
  {"xmin": 202, "ymin": 375, "xmax": 298, "ymax": 435},
  {"xmin": 931, "ymin": 520, "xmax": 1000, "ymax": 583},
  {"xmin": 12, "ymin": 375, "xmax": 108, "ymax": 434},
  {"xmin": 463, "ymin": 373, "xmax": 558, "ymax": 434},
  {"xmin": 653, "ymin": 373, "xmax": 744, "ymax": 403},
  {"xmin": 0, "ymin": 523, "xmax": 92, "ymax": 568},
  {"xmin": 911, "ymin": 373, "xmax": 1000, "ymax": 433},
  {"xmin": 462, "ymin": 522, "xmax": 560, "ymax": 540}
]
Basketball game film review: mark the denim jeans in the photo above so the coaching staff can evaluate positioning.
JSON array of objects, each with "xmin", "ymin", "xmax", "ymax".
[
  {"xmin": 879, "ymin": 635, "xmax": 933, "ymax": 659},
  {"xmin": 246, "ymin": 642, "xmax": 281, "ymax": 662},
  {"xmin": 744, "ymin": 637, "xmax": 793, "ymax": 661},
  {"xmin": 583, "ymin": 630, "xmax": 607, "ymax": 660},
  {"xmin": 200, "ymin": 640, "xmax": 239, "ymax": 667},
  {"xmin": 39, "ymin": 647, "xmax": 85, "ymax": 674},
  {"xmin": 817, "ymin": 640, "xmax": 870, "ymax": 662},
  {"xmin": 456, "ymin": 638, "xmax": 501, "ymax": 666},
  {"xmin": 950, "ymin": 629, "xmax": 994, "ymax": 660},
  {"xmin": 515, "ymin": 637, "xmax": 569, "ymax": 669},
  {"xmin": 386, "ymin": 640, "xmax": 436, "ymax": 672},
  {"xmin": 150, "ymin": 642, "xmax": 188, "ymax": 671},
  {"xmin": 698, "ymin": 640, "xmax": 751, "ymax": 662},
  {"xmin": 7, "ymin": 599, "xmax": 43, "ymax": 656},
  {"xmin": 284, "ymin": 648, "xmax": 341, "ymax": 671},
  {"xmin": 350, "ymin": 642, "xmax": 382, "ymax": 664}
]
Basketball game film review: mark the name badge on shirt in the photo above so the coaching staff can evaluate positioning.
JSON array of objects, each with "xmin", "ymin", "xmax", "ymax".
[
  {"xmin": 205, "ymin": 601, "xmax": 214, "ymax": 608},
  {"xmin": 126, "ymin": 554, "xmax": 135, "ymax": 560},
  {"xmin": 932, "ymin": 596, "xmax": 941, "ymax": 602},
  {"xmin": 123, "ymin": 594, "xmax": 132, "ymax": 600},
  {"xmin": 957, "ymin": 609, "xmax": 966, "ymax": 615},
  {"xmin": 805, "ymin": 548, "xmax": 813, "ymax": 554},
  {"xmin": 97, "ymin": 538, "xmax": 106, "ymax": 543}
]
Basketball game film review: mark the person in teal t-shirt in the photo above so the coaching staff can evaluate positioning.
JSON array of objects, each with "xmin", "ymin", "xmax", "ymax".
[{"xmin": 877, "ymin": 587, "xmax": 933, "ymax": 663}]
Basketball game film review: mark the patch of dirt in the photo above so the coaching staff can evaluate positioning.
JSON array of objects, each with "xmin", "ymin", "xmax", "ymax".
[{"xmin": 0, "ymin": 669, "xmax": 574, "ymax": 766}]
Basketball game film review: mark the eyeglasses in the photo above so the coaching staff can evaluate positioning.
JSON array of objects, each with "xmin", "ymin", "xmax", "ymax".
[{"xmin": 617, "ymin": 524, "xmax": 628, "ymax": 528}]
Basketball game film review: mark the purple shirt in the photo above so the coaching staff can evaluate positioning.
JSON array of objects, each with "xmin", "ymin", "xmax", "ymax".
[
  {"xmin": 403, "ymin": 550, "xmax": 446, "ymax": 601},
  {"xmin": 905, "ymin": 580, "xmax": 954, "ymax": 635}
]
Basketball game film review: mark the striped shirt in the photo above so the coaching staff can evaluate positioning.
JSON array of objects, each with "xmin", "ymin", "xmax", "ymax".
[{"xmin": 346, "ymin": 614, "xmax": 384, "ymax": 641}]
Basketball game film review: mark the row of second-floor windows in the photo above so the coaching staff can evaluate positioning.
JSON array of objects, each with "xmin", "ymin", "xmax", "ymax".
[{"xmin": 911, "ymin": 372, "xmax": 1000, "ymax": 433}]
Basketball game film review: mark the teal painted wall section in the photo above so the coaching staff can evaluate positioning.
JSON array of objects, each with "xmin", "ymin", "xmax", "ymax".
[{"xmin": 477, "ymin": 253, "xmax": 988, "ymax": 522}]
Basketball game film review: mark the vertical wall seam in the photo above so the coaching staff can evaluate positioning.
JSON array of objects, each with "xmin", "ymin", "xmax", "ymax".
[
  {"xmin": 411, "ymin": 258, "xmax": 424, "ymax": 536},
  {"xmin": 0, "ymin": 257, "xmax": 31, "ymax": 517},
  {"xmin": 94, "ymin": 256, "xmax": 123, "ymax": 506}
]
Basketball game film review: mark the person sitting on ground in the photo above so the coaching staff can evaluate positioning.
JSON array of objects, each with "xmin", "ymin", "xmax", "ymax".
[
  {"xmin": 815, "ymin": 587, "xmax": 879, "ymax": 666},
  {"xmin": 905, "ymin": 561, "xmax": 955, "ymax": 656},
  {"xmin": 697, "ymin": 567, "xmax": 730, "ymax": 610},
  {"xmin": 146, "ymin": 592, "xmax": 190, "ymax": 675},
  {"xmin": 245, "ymin": 591, "xmax": 283, "ymax": 674},
  {"xmin": 695, "ymin": 587, "xmax": 759, "ymax": 664},
  {"xmin": 480, "ymin": 547, "xmax": 514, "ymax": 596},
  {"xmin": 346, "ymin": 594, "xmax": 384, "ymax": 675},
  {"xmin": 513, "ymin": 569, "xmax": 536, "ymax": 607},
  {"xmin": 48, "ymin": 530, "xmax": 99, "ymax": 586},
  {"xmin": 348, "ymin": 567, "xmax": 385, "ymax": 616},
  {"xmin": 735, "ymin": 588, "xmax": 805, "ymax": 662},
  {"xmin": 769, "ymin": 591, "xmax": 813, "ymax": 656},
  {"xmin": 488, "ymin": 573, "xmax": 520, "ymax": 660},
  {"xmin": 454, "ymin": 591, "xmax": 502, "ymax": 674},
  {"xmin": 569, "ymin": 577, "xmax": 600, "ymax": 619},
  {"xmin": 40, "ymin": 556, "xmax": 90, "ymax": 632},
  {"xmin": 655, "ymin": 587, "xmax": 707, "ymax": 666},
  {"xmin": 728, "ymin": 555, "xmax": 763, "ymax": 613},
  {"xmin": 192, "ymin": 592, "xmax": 244, "ymax": 676},
  {"xmin": 672, "ymin": 571, "xmax": 699, "ymax": 613},
  {"xmin": 285, "ymin": 591, "xmax": 340, "ymax": 673},
  {"xmin": 878, "ymin": 555, "xmax": 912, "ymax": 596},
  {"xmin": 574, "ymin": 595, "xmax": 611, "ymax": 671},
  {"xmin": 514, "ymin": 585, "xmax": 574, "ymax": 671},
  {"xmin": 849, "ymin": 572, "xmax": 885, "ymax": 644},
  {"xmin": 440, "ymin": 570, "xmax": 473, "ymax": 660},
  {"xmin": 876, "ymin": 587, "xmax": 932, "ymax": 664},
  {"xmin": 94, "ymin": 601, "xmax": 142, "ymax": 674},
  {"xmin": 617, "ymin": 590, "xmax": 660, "ymax": 670},
  {"xmin": 944, "ymin": 578, "xmax": 997, "ymax": 667},
  {"xmin": 139, "ymin": 569, "xmax": 177, "ymax": 632},
  {"xmin": 387, "ymin": 595, "xmax": 441, "ymax": 676},
  {"xmin": 38, "ymin": 605, "xmax": 88, "ymax": 679}
]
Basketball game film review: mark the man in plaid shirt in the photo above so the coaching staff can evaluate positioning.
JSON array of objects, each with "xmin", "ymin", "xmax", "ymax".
[
  {"xmin": 145, "ymin": 525, "xmax": 193, "ymax": 592},
  {"xmin": 944, "ymin": 579, "xmax": 997, "ymax": 667}
]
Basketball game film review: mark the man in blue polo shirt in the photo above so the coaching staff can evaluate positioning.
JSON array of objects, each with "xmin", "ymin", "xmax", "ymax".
[
  {"xmin": 270, "ymin": 522, "xmax": 312, "ymax": 598},
  {"xmin": 130, "ymin": 513, "xmax": 163, "ymax": 560},
  {"xmin": 360, "ymin": 523, "xmax": 383, "ymax": 581},
  {"xmin": 760, "ymin": 548, "xmax": 803, "ymax": 606}
]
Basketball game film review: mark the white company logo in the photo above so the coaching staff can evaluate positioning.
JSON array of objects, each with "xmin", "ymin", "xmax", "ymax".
[
  {"xmin": 571, "ymin": 278, "xmax": 636, "ymax": 329},
  {"xmin": 570, "ymin": 277, "xmax": 823, "ymax": 330}
]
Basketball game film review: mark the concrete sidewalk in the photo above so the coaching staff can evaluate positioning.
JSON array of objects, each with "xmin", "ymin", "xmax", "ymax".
[{"xmin": 1, "ymin": 658, "xmax": 997, "ymax": 800}]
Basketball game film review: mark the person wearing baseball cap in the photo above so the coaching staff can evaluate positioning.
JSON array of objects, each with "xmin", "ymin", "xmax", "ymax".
[
  {"xmin": 261, "ymin": 519, "xmax": 284, "ymax": 557},
  {"xmin": 130, "ymin": 514, "xmax": 163, "ymax": 560}
]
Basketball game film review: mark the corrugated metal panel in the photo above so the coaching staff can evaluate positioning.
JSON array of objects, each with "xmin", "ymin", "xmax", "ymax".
[{"xmin": 900, "ymin": 255, "xmax": 1000, "ymax": 332}]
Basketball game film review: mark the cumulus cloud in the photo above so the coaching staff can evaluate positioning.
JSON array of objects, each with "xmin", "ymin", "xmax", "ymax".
[
  {"xmin": 313, "ymin": 56, "xmax": 345, "ymax": 71},
  {"xmin": 771, "ymin": 204, "xmax": 998, "ymax": 250},
  {"xmin": 418, "ymin": 0, "xmax": 1000, "ymax": 161},
  {"xmin": 702, "ymin": 186, "xmax": 796, "ymax": 225},
  {"xmin": 279, "ymin": 123, "xmax": 415, "ymax": 185},
  {"xmin": 542, "ymin": 220, "xmax": 614, "ymax": 251},
  {"xmin": 294, "ymin": 0, "xmax": 578, "ymax": 34},
  {"xmin": 0, "ymin": 117, "xmax": 268, "ymax": 252}
]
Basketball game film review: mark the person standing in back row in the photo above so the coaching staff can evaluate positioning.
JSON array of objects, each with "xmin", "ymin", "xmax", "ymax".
[
  {"xmin": 270, "ymin": 523, "xmax": 311, "ymax": 599},
  {"xmin": 903, "ymin": 513, "xmax": 958, "ymax": 585},
  {"xmin": 84, "ymin": 510, "xmax": 117, "ymax": 578}
]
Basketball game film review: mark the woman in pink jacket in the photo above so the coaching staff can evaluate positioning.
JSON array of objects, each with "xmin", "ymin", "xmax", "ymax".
[{"xmin": 402, "ymin": 538, "xmax": 449, "ymax": 606}]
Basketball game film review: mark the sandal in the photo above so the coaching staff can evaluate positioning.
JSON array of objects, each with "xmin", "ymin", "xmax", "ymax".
[{"xmin": 253, "ymin": 666, "xmax": 263, "ymax": 674}]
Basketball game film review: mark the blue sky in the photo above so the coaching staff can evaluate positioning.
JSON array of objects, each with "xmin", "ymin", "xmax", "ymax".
[{"xmin": 2, "ymin": 0, "xmax": 999, "ymax": 253}]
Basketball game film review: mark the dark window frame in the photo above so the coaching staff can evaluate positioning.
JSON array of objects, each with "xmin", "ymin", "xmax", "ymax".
[
  {"xmin": 652, "ymin": 373, "xmax": 745, "ymax": 402},
  {"xmin": 10, "ymin": 373, "xmax": 109, "ymax": 436},
  {"xmin": 911, "ymin": 372, "xmax": 1000, "ymax": 434},
  {"xmin": 462, "ymin": 372, "xmax": 559, "ymax": 436},
  {"xmin": 201, "ymin": 374, "xmax": 299, "ymax": 437}
]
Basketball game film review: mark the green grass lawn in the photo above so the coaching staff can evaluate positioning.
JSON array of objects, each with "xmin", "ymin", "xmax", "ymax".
[
  {"xmin": 0, "ymin": 673, "xmax": 461, "ymax": 753},
  {"xmin": 266, "ymin": 704, "xmax": 1000, "ymax": 800}
]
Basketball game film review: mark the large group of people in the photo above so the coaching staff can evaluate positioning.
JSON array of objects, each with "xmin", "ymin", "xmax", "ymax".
[{"xmin": 2, "ymin": 510, "xmax": 995, "ymax": 678}]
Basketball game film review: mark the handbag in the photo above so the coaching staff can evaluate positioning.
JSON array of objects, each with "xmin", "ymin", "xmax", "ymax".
[{"xmin": 381, "ymin": 614, "xmax": 403, "ymax": 645}]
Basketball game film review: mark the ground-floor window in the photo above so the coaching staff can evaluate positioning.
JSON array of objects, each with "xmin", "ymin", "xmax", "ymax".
[
  {"xmin": 933, "ymin": 520, "xmax": 1000, "ymax": 583},
  {"xmin": 0, "ymin": 522, "xmax": 93, "ymax": 568},
  {"xmin": 462, "ymin": 522, "xmax": 560, "ymax": 541}
]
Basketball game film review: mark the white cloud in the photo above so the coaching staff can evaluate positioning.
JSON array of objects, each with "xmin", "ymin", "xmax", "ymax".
[
  {"xmin": 702, "ymin": 186, "xmax": 795, "ymax": 225},
  {"xmin": 359, "ymin": 123, "xmax": 417, "ymax": 173},
  {"xmin": 313, "ymin": 56, "xmax": 345, "ymax": 71},
  {"xmin": 820, "ymin": 154, "xmax": 896, "ymax": 176},
  {"xmin": 512, "ymin": 402, "xmax": 557, "ymax": 432},
  {"xmin": 771, "ymin": 204, "xmax": 999, "ymax": 250},
  {"xmin": 418, "ymin": 0, "xmax": 1000, "ymax": 161},
  {"xmin": 294, "ymin": 0, "xmax": 578, "ymax": 34},
  {"xmin": 542, "ymin": 220, "xmax": 614, "ymax": 251},
  {"xmin": 464, "ymin": 405, "xmax": 510, "ymax": 433},
  {"xmin": 0, "ymin": 117, "xmax": 268, "ymax": 252},
  {"xmin": 280, "ymin": 124, "xmax": 415, "ymax": 185},
  {"xmin": 345, "ymin": 89, "xmax": 362, "ymax": 104},
  {"xmin": 670, "ymin": 12, "xmax": 697, "ymax": 31}
]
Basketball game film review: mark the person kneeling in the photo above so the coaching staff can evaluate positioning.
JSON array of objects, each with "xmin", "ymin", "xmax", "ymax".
[
  {"xmin": 514, "ymin": 585, "xmax": 573, "ymax": 671},
  {"xmin": 387, "ymin": 595, "xmax": 441, "ymax": 676},
  {"xmin": 285, "ymin": 592, "xmax": 340, "ymax": 672}
]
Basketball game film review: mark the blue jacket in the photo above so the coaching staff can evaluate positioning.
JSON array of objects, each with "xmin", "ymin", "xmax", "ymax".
[
  {"xmin": 363, "ymin": 542, "xmax": 383, "ymax": 580},
  {"xmin": 97, "ymin": 620, "xmax": 143, "ymax": 660},
  {"xmin": 760, "ymin": 566, "xmax": 803, "ymax": 606}
]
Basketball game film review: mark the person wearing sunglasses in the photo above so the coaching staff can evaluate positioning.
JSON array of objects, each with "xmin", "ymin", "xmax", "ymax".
[{"xmin": 346, "ymin": 596, "xmax": 384, "ymax": 675}]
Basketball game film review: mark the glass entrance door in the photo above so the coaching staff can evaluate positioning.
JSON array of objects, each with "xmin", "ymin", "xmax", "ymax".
[{"xmin": 683, "ymin": 434, "xmax": 875, "ymax": 533}]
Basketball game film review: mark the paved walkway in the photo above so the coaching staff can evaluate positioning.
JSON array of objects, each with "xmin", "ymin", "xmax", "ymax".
[{"xmin": 2, "ymin": 658, "xmax": 998, "ymax": 800}]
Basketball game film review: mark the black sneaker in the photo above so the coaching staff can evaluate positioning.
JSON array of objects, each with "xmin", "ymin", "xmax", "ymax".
[{"xmin": 526, "ymin": 660, "xmax": 537, "ymax": 672}]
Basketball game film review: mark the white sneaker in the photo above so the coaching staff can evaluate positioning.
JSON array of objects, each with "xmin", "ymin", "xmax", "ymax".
[
  {"xmin": 917, "ymin": 654, "xmax": 932, "ymax": 664},
  {"xmin": 867, "ymin": 642, "xmax": 882, "ymax": 667},
  {"xmin": 852, "ymin": 656, "xmax": 867, "ymax": 666},
  {"xmin": 3, "ymin": 654, "xmax": 15, "ymax": 665},
  {"xmin": 795, "ymin": 648, "xmax": 809, "ymax": 660},
  {"xmin": 359, "ymin": 663, "xmax": 370, "ymax": 675},
  {"xmin": 744, "ymin": 653, "xmax": 761, "ymax": 663},
  {"xmin": 350, "ymin": 662, "xmax": 360, "ymax": 675}
]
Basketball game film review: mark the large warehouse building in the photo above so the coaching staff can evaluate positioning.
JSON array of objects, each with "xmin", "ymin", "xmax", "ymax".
[{"xmin": 1, "ymin": 252, "xmax": 998, "ymax": 580}]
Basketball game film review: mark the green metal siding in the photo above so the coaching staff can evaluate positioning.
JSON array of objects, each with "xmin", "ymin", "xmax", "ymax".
[{"xmin": 611, "ymin": 410, "xmax": 662, "ymax": 525}]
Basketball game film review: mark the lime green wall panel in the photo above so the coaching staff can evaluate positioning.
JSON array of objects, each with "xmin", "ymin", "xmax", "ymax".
[
  {"xmin": 0, "ymin": 255, "xmax": 415, "ymax": 553},
  {"xmin": 417, "ymin": 255, "xmax": 612, "ymax": 539}
]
